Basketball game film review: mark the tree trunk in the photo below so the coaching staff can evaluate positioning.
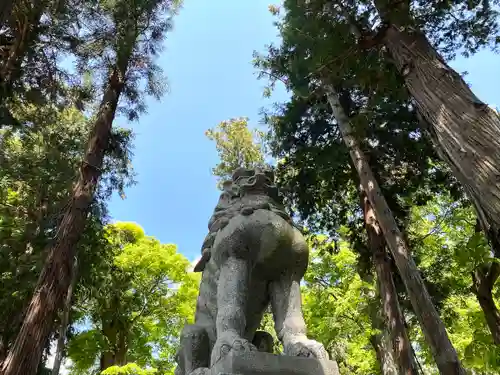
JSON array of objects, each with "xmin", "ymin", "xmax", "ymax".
[
  {"xmin": 378, "ymin": 18, "xmax": 500, "ymax": 259},
  {"xmin": 371, "ymin": 329, "xmax": 398, "ymax": 375},
  {"xmin": 100, "ymin": 319, "xmax": 116, "ymax": 371},
  {"xmin": 1, "ymin": 57, "xmax": 129, "ymax": 375},
  {"xmin": 476, "ymin": 289, "xmax": 500, "ymax": 345},
  {"xmin": 421, "ymin": 113, "xmax": 500, "ymax": 345},
  {"xmin": 361, "ymin": 192, "xmax": 418, "ymax": 375},
  {"xmin": 368, "ymin": 290, "xmax": 398, "ymax": 375},
  {"xmin": 326, "ymin": 86, "xmax": 465, "ymax": 374},
  {"xmin": 100, "ymin": 320, "xmax": 128, "ymax": 370},
  {"xmin": 472, "ymin": 261, "xmax": 500, "ymax": 345},
  {"xmin": 115, "ymin": 331, "xmax": 128, "ymax": 366},
  {"xmin": 100, "ymin": 352, "xmax": 116, "ymax": 372},
  {"xmin": 336, "ymin": 0, "xmax": 500, "ymax": 260},
  {"xmin": 51, "ymin": 258, "xmax": 78, "ymax": 375}
]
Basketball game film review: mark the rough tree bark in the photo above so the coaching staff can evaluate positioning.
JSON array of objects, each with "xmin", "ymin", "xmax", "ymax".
[
  {"xmin": 99, "ymin": 321, "xmax": 128, "ymax": 371},
  {"xmin": 100, "ymin": 353, "xmax": 115, "ymax": 371},
  {"xmin": 326, "ymin": 86, "xmax": 465, "ymax": 374},
  {"xmin": 100, "ymin": 321, "xmax": 117, "ymax": 371},
  {"xmin": 115, "ymin": 331, "xmax": 128, "ymax": 366},
  {"xmin": 371, "ymin": 0, "xmax": 500, "ymax": 262},
  {"xmin": 51, "ymin": 258, "xmax": 78, "ymax": 375},
  {"xmin": 361, "ymin": 191, "xmax": 418, "ymax": 375},
  {"xmin": 370, "ymin": 324, "xmax": 397, "ymax": 375},
  {"xmin": 418, "ymin": 112, "xmax": 500, "ymax": 348},
  {"xmin": 1, "ymin": 54, "xmax": 130, "ymax": 375},
  {"xmin": 368, "ymin": 290, "xmax": 398, "ymax": 375}
]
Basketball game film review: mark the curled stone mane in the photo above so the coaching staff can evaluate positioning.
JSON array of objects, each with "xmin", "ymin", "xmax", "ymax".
[{"xmin": 193, "ymin": 167, "xmax": 291, "ymax": 272}]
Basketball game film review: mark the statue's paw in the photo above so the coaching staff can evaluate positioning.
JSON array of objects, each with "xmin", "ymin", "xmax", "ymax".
[
  {"xmin": 211, "ymin": 330, "xmax": 257, "ymax": 365},
  {"xmin": 189, "ymin": 367, "xmax": 210, "ymax": 375},
  {"xmin": 283, "ymin": 335, "xmax": 329, "ymax": 360}
]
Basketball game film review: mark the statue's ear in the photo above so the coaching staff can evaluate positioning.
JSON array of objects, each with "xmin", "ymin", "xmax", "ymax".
[
  {"xmin": 232, "ymin": 167, "xmax": 254, "ymax": 182},
  {"xmin": 222, "ymin": 180, "xmax": 232, "ymax": 191},
  {"xmin": 193, "ymin": 250, "xmax": 211, "ymax": 272},
  {"xmin": 263, "ymin": 169, "xmax": 275, "ymax": 182}
]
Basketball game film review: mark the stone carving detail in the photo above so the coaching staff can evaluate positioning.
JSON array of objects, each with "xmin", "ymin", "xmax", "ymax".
[{"xmin": 175, "ymin": 168, "xmax": 330, "ymax": 375}]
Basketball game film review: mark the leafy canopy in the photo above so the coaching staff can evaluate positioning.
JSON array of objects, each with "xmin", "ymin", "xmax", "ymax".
[
  {"xmin": 206, "ymin": 117, "xmax": 267, "ymax": 183},
  {"xmin": 67, "ymin": 222, "xmax": 199, "ymax": 374}
]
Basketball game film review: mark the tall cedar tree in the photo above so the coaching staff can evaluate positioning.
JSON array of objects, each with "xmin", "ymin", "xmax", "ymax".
[
  {"xmin": 261, "ymin": 88, "xmax": 424, "ymax": 372},
  {"xmin": 327, "ymin": 87, "xmax": 464, "ymax": 373},
  {"xmin": 360, "ymin": 190, "xmax": 418, "ymax": 375},
  {"xmin": 50, "ymin": 258, "xmax": 77, "ymax": 375},
  {"xmin": 319, "ymin": 0, "xmax": 500, "ymax": 346},
  {"xmin": 1, "ymin": 0, "xmax": 176, "ymax": 374},
  {"xmin": 331, "ymin": 0, "xmax": 500, "ymax": 248},
  {"xmin": 255, "ymin": 7, "xmax": 466, "ymax": 373},
  {"xmin": 1, "ymin": 0, "xmax": 95, "ymax": 128},
  {"xmin": 305, "ymin": 0, "xmax": 500, "ymax": 342},
  {"xmin": 0, "ymin": 100, "xmax": 133, "ymax": 368},
  {"xmin": 368, "ymin": 0, "xmax": 500, "ymax": 256}
]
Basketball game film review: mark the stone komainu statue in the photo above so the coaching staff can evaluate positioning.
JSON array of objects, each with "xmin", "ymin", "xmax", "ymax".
[{"xmin": 175, "ymin": 167, "xmax": 329, "ymax": 375}]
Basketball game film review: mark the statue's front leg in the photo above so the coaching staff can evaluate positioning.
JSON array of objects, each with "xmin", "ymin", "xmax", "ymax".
[
  {"xmin": 211, "ymin": 256, "xmax": 257, "ymax": 366},
  {"xmin": 270, "ymin": 272, "xmax": 329, "ymax": 360}
]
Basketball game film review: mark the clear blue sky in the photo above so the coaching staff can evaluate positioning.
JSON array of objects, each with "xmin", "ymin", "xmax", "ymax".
[
  {"xmin": 107, "ymin": 0, "xmax": 287, "ymax": 262},
  {"xmin": 107, "ymin": 0, "xmax": 500, "ymax": 263}
]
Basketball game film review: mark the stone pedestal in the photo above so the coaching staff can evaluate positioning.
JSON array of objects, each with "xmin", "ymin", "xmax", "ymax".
[{"xmin": 211, "ymin": 351, "xmax": 340, "ymax": 375}]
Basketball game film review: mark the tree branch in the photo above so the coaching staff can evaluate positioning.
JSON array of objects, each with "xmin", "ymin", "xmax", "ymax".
[
  {"xmin": 257, "ymin": 70, "xmax": 289, "ymax": 88},
  {"xmin": 414, "ymin": 204, "xmax": 455, "ymax": 243},
  {"xmin": 130, "ymin": 276, "xmax": 163, "ymax": 324},
  {"xmin": 324, "ymin": 0, "xmax": 390, "ymax": 50}
]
